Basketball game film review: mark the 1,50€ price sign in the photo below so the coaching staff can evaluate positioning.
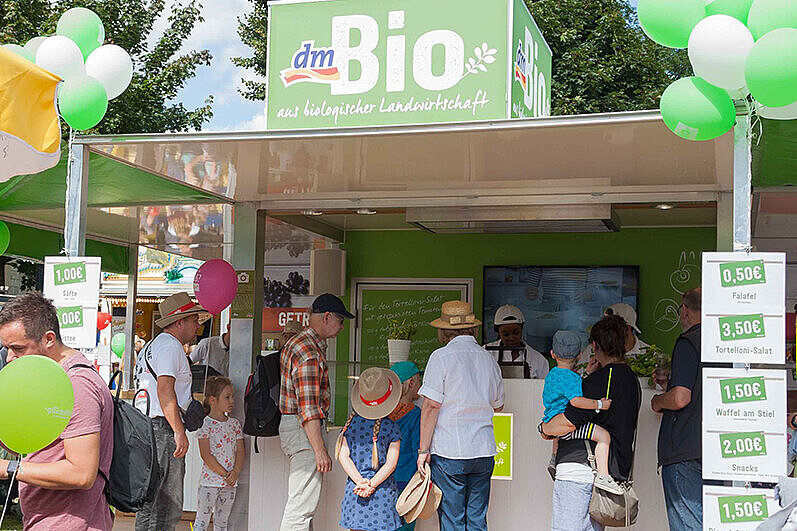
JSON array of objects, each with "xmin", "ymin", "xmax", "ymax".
[
  {"xmin": 718, "ymin": 495, "xmax": 768, "ymax": 524},
  {"xmin": 720, "ymin": 376, "xmax": 767, "ymax": 404},
  {"xmin": 704, "ymin": 486, "xmax": 777, "ymax": 530}
]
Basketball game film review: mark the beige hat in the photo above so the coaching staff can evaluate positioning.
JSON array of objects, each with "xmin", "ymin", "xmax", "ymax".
[
  {"xmin": 605, "ymin": 303, "xmax": 641, "ymax": 334},
  {"xmin": 283, "ymin": 319, "xmax": 303, "ymax": 334},
  {"xmin": 494, "ymin": 304, "xmax": 525, "ymax": 327},
  {"xmin": 155, "ymin": 292, "xmax": 209, "ymax": 328},
  {"xmin": 350, "ymin": 367, "xmax": 402, "ymax": 420},
  {"xmin": 396, "ymin": 463, "xmax": 442, "ymax": 523},
  {"xmin": 430, "ymin": 300, "xmax": 482, "ymax": 329}
]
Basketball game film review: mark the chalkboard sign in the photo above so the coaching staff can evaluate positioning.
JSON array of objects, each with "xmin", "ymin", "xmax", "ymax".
[{"xmin": 352, "ymin": 279, "xmax": 473, "ymax": 370}]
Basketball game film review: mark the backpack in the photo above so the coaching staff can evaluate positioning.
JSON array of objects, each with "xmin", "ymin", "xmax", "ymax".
[
  {"xmin": 72, "ymin": 365, "xmax": 160, "ymax": 513},
  {"xmin": 243, "ymin": 351, "xmax": 281, "ymax": 452}
]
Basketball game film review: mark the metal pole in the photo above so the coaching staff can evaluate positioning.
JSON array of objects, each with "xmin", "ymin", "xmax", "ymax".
[
  {"xmin": 123, "ymin": 244, "xmax": 138, "ymax": 390},
  {"xmin": 732, "ymin": 115, "xmax": 752, "ymax": 251},
  {"xmin": 64, "ymin": 143, "xmax": 89, "ymax": 256}
]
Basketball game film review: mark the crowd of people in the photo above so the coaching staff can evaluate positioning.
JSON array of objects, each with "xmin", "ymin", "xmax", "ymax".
[{"xmin": 0, "ymin": 285, "xmax": 712, "ymax": 531}]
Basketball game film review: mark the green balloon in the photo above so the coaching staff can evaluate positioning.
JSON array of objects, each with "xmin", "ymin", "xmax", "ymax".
[
  {"xmin": 111, "ymin": 333, "xmax": 126, "ymax": 358},
  {"xmin": 2, "ymin": 43, "xmax": 34, "ymax": 62},
  {"xmin": 57, "ymin": 75, "xmax": 108, "ymax": 131},
  {"xmin": 0, "ymin": 221, "xmax": 10, "ymax": 255},
  {"xmin": 747, "ymin": 0, "xmax": 797, "ymax": 40},
  {"xmin": 638, "ymin": 0, "xmax": 706, "ymax": 48},
  {"xmin": 706, "ymin": 0, "xmax": 754, "ymax": 24},
  {"xmin": 0, "ymin": 356, "xmax": 74, "ymax": 454},
  {"xmin": 56, "ymin": 7, "xmax": 105, "ymax": 60},
  {"xmin": 745, "ymin": 28, "xmax": 797, "ymax": 107},
  {"xmin": 660, "ymin": 77, "xmax": 736, "ymax": 141}
]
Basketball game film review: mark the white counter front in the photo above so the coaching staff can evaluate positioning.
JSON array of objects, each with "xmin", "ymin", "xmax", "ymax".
[{"xmin": 247, "ymin": 378, "xmax": 670, "ymax": 530}]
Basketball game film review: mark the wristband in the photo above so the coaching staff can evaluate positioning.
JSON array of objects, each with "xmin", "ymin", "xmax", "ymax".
[
  {"xmin": 596, "ymin": 399, "xmax": 603, "ymax": 412},
  {"xmin": 418, "ymin": 449, "xmax": 430, "ymax": 455}
]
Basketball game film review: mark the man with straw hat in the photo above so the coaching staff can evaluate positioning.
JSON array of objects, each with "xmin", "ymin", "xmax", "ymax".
[
  {"xmin": 134, "ymin": 291, "xmax": 207, "ymax": 531},
  {"xmin": 417, "ymin": 300, "xmax": 504, "ymax": 531}
]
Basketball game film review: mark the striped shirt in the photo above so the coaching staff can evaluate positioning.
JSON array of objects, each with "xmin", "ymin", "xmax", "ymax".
[{"xmin": 279, "ymin": 327, "xmax": 330, "ymax": 423}]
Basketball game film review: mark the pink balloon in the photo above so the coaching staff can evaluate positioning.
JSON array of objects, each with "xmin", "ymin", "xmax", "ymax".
[{"xmin": 193, "ymin": 259, "xmax": 238, "ymax": 315}]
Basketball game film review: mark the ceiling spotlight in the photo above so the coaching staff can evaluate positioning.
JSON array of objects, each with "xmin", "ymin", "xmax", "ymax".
[
  {"xmin": 302, "ymin": 210, "xmax": 323, "ymax": 216},
  {"xmin": 654, "ymin": 203, "xmax": 674, "ymax": 210},
  {"xmin": 356, "ymin": 208, "xmax": 376, "ymax": 215}
]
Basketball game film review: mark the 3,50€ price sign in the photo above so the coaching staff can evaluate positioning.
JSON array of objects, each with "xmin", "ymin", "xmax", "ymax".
[
  {"xmin": 718, "ymin": 314, "xmax": 766, "ymax": 342},
  {"xmin": 704, "ymin": 486, "xmax": 777, "ymax": 530}
]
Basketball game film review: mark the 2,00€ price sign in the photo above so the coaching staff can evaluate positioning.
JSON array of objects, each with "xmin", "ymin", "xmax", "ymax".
[
  {"xmin": 717, "ymin": 495, "xmax": 768, "ymax": 524},
  {"xmin": 720, "ymin": 432, "xmax": 767, "ymax": 458},
  {"xmin": 719, "ymin": 260, "xmax": 766, "ymax": 288},
  {"xmin": 719, "ymin": 376, "xmax": 767, "ymax": 404},
  {"xmin": 719, "ymin": 314, "xmax": 766, "ymax": 341}
]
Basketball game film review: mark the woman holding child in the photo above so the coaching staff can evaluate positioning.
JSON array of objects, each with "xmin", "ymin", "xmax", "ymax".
[{"xmin": 540, "ymin": 314, "xmax": 641, "ymax": 531}]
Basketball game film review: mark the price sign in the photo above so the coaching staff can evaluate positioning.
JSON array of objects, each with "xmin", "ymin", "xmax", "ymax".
[
  {"xmin": 704, "ymin": 486, "xmax": 777, "ymax": 530},
  {"xmin": 719, "ymin": 376, "xmax": 767, "ymax": 404},
  {"xmin": 719, "ymin": 431, "xmax": 767, "ymax": 458},
  {"xmin": 718, "ymin": 314, "xmax": 766, "ymax": 342},
  {"xmin": 53, "ymin": 262, "xmax": 86, "ymax": 286},
  {"xmin": 56, "ymin": 306, "xmax": 84, "ymax": 329},
  {"xmin": 719, "ymin": 260, "xmax": 766, "ymax": 288}
]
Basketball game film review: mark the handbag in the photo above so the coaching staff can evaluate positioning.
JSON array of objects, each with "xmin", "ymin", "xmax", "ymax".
[
  {"xmin": 585, "ymin": 369, "xmax": 641, "ymax": 527},
  {"xmin": 143, "ymin": 342, "xmax": 207, "ymax": 432}
]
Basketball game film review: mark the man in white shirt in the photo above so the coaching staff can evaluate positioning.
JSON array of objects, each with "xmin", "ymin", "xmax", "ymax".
[
  {"xmin": 134, "ymin": 292, "xmax": 206, "ymax": 531},
  {"xmin": 577, "ymin": 302, "xmax": 649, "ymax": 370},
  {"xmin": 418, "ymin": 300, "xmax": 504, "ymax": 531},
  {"xmin": 190, "ymin": 323, "xmax": 230, "ymax": 375},
  {"xmin": 484, "ymin": 304, "xmax": 550, "ymax": 379}
]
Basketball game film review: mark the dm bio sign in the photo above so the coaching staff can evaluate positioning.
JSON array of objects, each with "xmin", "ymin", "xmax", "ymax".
[{"xmin": 265, "ymin": 0, "xmax": 552, "ymax": 129}]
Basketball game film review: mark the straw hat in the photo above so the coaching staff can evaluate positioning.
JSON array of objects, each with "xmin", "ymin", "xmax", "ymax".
[
  {"xmin": 350, "ymin": 367, "xmax": 402, "ymax": 420},
  {"xmin": 283, "ymin": 319, "xmax": 303, "ymax": 334},
  {"xmin": 396, "ymin": 463, "xmax": 442, "ymax": 523},
  {"xmin": 429, "ymin": 300, "xmax": 482, "ymax": 329},
  {"xmin": 155, "ymin": 292, "xmax": 209, "ymax": 328}
]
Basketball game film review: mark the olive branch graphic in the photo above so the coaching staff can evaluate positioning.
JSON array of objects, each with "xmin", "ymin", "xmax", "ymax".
[{"xmin": 463, "ymin": 43, "xmax": 497, "ymax": 78}]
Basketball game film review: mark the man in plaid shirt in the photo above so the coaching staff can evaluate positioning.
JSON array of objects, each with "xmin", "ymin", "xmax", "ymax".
[{"xmin": 279, "ymin": 293, "xmax": 354, "ymax": 531}]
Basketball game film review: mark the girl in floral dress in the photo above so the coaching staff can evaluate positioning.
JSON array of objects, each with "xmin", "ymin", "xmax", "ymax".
[{"xmin": 194, "ymin": 376, "xmax": 245, "ymax": 531}]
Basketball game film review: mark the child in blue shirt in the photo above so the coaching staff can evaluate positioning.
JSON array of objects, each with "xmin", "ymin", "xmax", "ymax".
[
  {"xmin": 541, "ymin": 330, "xmax": 613, "ymax": 484},
  {"xmin": 388, "ymin": 361, "xmax": 422, "ymax": 531}
]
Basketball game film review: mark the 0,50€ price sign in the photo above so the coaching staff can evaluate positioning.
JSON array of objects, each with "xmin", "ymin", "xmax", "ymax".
[
  {"xmin": 718, "ymin": 495, "xmax": 768, "ymax": 524},
  {"xmin": 718, "ymin": 314, "xmax": 766, "ymax": 342},
  {"xmin": 720, "ymin": 431, "xmax": 767, "ymax": 459},
  {"xmin": 719, "ymin": 260, "xmax": 766, "ymax": 288},
  {"xmin": 720, "ymin": 376, "xmax": 767, "ymax": 404}
]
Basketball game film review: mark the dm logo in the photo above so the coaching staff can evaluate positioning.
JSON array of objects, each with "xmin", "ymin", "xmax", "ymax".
[
  {"xmin": 514, "ymin": 41, "xmax": 527, "ymax": 92},
  {"xmin": 280, "ymin": 41, "xmax": 340, "ymax": 87}
]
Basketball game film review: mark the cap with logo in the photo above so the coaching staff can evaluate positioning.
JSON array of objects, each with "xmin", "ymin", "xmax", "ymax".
[
  {"xmin": 493, "ymin": 305, "xmax": 525, "ymax": 328},
  {"xmin": 311, "ymin": 293, "xmax": 355, "ymax": 319},
  {"xmin": 390, "ymin": 361, "xmax": 421, "ymax": 383},
  {"xmin": 604, "ymin": 303, "xmax": 641, "ymax": 334}
]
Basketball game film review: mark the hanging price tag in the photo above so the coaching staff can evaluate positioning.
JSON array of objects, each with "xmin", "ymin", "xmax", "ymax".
[
  {"xmin": 719, "ymin": 376, "xmax": 767, "ymax": 404},
  {"xmin": 717, "ymin": 495, "xmax": 769, "ymax": 524},
  {"xmin": 719, "ymin": 260, "xmax": 766, "ymax": 288},
  {"xmin": 719, "ymin": 431, "xmax": 767, "ymax": 458},
  {"xmin": 44, "ymin": 257, "xmax": 101, "ymax": 349},
  {"xmin": 718, "ymin": 314, "xmax": 766, "ymax": 342},
  {"xmin": 56, "ymin": 306, "xmax": 84, "ymax": 329},
  {"xmin": 704, "ymin": 486, "xmax": 778, "ymax": 530}
]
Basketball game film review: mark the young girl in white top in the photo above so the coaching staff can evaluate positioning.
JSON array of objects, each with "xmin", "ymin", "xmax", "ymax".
[{"xmin": 194, "ymin": 376, "xmax": 245, "ymax": 531}]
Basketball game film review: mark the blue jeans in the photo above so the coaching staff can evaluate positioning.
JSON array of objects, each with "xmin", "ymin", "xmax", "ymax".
[
  {"xmin": 661, "ymin": 460, "xmax": 703, "ymax": 531},
  {"xmin": 430, "ymin": 455, "xmax": 494, "ymax": 531},
  {"xmin": 551, "ymin": 479, "xmax": 604, "ymax": 531}
]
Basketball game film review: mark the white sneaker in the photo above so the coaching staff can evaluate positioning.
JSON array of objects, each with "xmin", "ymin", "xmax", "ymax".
[{"xmin": 594, "ymin": 474, "xmax": 624, "ymax": 495}]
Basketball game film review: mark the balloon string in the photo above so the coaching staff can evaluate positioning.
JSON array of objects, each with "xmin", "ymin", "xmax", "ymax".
[
  {"xmin": 63, "ymin": 128, "xmax": 76, "ymax": 257},
  {"xmin": 0, "ymin": 455, "xmax": 21, "ymax": 528}
]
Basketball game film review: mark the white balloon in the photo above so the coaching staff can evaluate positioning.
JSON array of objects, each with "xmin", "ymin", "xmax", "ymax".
[
  {"xmin": 727, "ymin": 86, "xmax": 749, "ymax": 100},
  {"xmin": 85, "ymin": 44, "xmax": 133, "ymax": 100},
  {"xmin": 688, "ymin": 15, "xmax": 754, "ymax": 90},
  {"xmin": 35, "ymin": 35, "xmax": 84, "ymax": 79},
  {"xmin": 23, "ymin": 36, "xmax": 47, "ymax": 57},
  {"xmin": 756, "ymin": 100, "xmax": 797, "ymax": 119}
]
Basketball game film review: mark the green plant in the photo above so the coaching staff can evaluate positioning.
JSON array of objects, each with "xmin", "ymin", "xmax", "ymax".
[
  {"xmin": 387, "ymin": 319, "xmax": 417, "ymax": 341},
  {"xmin": 628, "ymin": 344, "xmax": 670, "ymax": 386}
]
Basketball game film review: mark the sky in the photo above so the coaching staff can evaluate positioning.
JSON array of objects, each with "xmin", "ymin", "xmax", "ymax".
[{"xmin": 150, "ymin": 0, "xmax": 266, "ymax": 132}]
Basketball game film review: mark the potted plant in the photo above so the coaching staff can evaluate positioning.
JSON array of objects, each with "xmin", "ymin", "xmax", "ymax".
[
  {"xmin": 387, "ymin": 319, "xmax": 417, "ymax": 364},
  {"xmin": 628, "ymin": 344, "xmax": 670, "ymax": 389}
]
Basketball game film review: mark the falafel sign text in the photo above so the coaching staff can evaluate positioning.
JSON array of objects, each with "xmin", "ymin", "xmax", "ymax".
[
  {"xmin": 265, "ymin": 0, "xmax": 551, "ymax": 129},
  {"xmin": 44, "ymin": 256, "xmax": 101, "ymax": 349},
  {"xmin": 701, "ymin": 252, "xmax": 786, "ymax": 364}
]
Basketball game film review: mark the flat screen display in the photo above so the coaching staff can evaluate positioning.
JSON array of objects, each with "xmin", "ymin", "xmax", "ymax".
[{"xmin": 483, "ymin": 266, "xmax": 639, "ymax": 356}]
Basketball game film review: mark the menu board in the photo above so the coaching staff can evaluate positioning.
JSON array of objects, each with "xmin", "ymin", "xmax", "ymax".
[
  {"xmin": 701, "ymin": 252, "xmax": 786, "ymax": 364},
  {"xmin": 703, "ymin": 485, "xmax": 779, "ymax": 530},
  {"xmin": 702, "ymin": 367, "xmax": 787, "ymax": 482},
  {"xmin": 43, "ymin": 257, "xmax": 101, "ymax": 349}
]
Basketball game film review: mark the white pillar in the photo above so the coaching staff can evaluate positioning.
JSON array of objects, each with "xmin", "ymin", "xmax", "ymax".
[{"xmin": 64, "ymin": 143, "xmax": 88, "ymax": 256}]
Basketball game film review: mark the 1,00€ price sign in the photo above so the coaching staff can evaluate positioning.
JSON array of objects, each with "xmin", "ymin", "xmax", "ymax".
[
  {"xmin": 718, "ymin": 495, "xmax": 768, "ymax": 523},
  {"xmin": 720, "ymin": 376, "xmax": 767, "ymax": 404},
  {"xmin": 719, "ymin": 260, "xmax": 766, "ymax": 288},
  {"xmin": 719, "ymin": 314, "xmax": 766, "ymax": 341},
  {"xmin": 720, "ymin": 432, "xmax": 767, "ymax": 458}
]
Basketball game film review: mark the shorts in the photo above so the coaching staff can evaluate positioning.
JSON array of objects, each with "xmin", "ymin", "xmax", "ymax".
[{"xmin": 561, "ymin": 423, "xmax": 597, "ymax": 440}]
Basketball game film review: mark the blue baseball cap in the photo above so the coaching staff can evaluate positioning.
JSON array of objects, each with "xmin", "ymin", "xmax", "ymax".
[
  {"xmin": 390, "ymin": 361, "xmax": 421, "ymax": 382},
  {"xmin": 552, "ymin": 330, "xmax": 582, "ymax": 359}
]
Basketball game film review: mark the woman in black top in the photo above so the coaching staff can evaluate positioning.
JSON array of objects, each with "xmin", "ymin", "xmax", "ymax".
[{"xmin": 541, "ymin": 315, "xmax": 641, "ymax": 530}]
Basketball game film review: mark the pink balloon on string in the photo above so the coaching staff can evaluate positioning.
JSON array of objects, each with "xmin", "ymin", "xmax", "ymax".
[{"xmin": 193, "ymin": 259, "xmax": 238, "ymax": 315}]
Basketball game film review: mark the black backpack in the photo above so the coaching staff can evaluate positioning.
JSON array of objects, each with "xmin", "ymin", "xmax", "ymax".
[
  {"xmin": 72, "ymin": 366, "xmax": 160, "ymax": 513},
  {"xmin": 243, "ymin": 351, "xmax": 281, "ymax": 452}
]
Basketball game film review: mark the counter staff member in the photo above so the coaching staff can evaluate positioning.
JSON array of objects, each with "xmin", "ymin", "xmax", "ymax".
[
  {"xmin": 190, "ymin": 323, "xmax": 230, "ymax": 376},
  {"xmin": 577, "ymin": 302, "xmax": 649, "ymax": 369},
  {"xmin": 484, "ymin": 305, "xmax": 549, "ymax": 378}
]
